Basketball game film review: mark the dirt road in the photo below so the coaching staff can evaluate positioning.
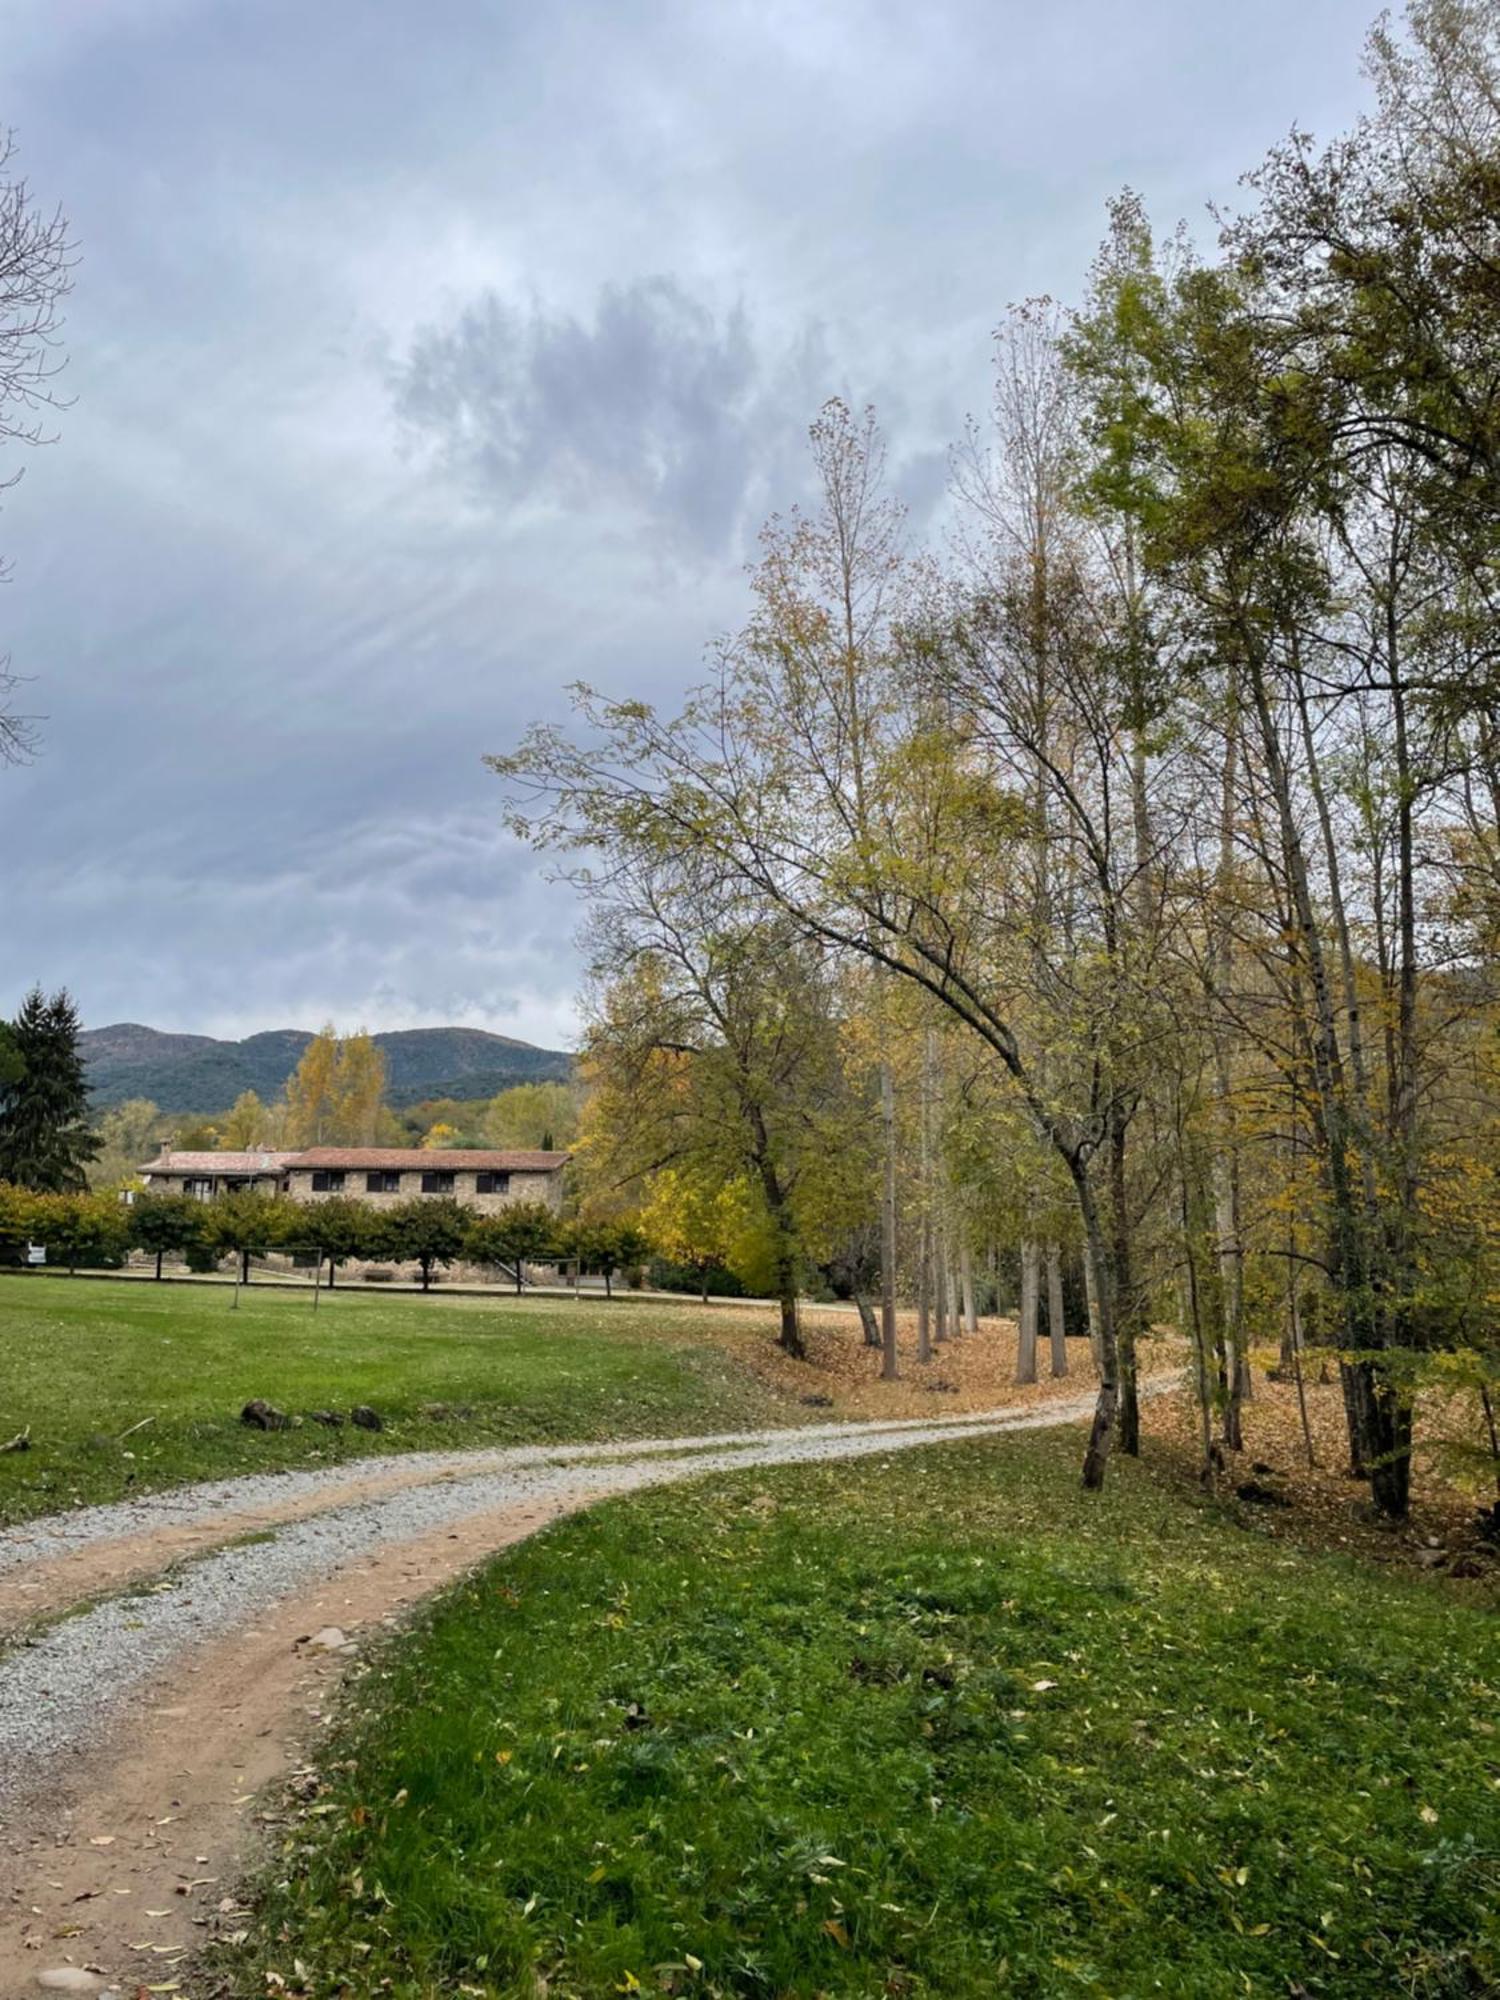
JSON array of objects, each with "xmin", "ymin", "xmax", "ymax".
[{"xmin": 0, "ymin": 1387, "xmax": 1167, "ymax": 1997}]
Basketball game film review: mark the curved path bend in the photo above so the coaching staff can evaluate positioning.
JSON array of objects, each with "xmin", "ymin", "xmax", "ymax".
[{"xmin": 0, "ymin": 1384, "xmax": 1174, "ymax": 1998}]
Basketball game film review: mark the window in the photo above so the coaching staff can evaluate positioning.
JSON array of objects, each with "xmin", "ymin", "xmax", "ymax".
[
  {"xmin": 185, "ymin": 1177, "xmax": 214, "ymax": 1201},
  {"xmin": 366, "ymin": 1171, "xmax": 401, "ymax": 1194},
  {"xmin": 475, "ymin": 1171, "xmax": 511, "ymax": 1195},
  {"xmin": 420, "ymin": 1170, "xmax": 455, "ymax": 1194},
  {"xmin": 310, "ymin": 1170, "xmax": 346, "ymax": 1193}
]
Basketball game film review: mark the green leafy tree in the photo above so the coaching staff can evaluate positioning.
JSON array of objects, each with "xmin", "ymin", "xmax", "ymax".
[
  {"xmin": 298, "ymin": 1194, "xmax": 377, "ymax": 1287},
  {"xmin": 0, "ymin": 987, "xmax": 99, "ymax": 1191},
  {"xmin": 380, "ymin": 1196, "xmax": 467, "ymax": 1291},
  {"xmin": 639, "ymin": 1167, "xmax": 752, "ymax": 1302},
  {"xmin": 484, "ymin": 1080, "xmax": 579, "ymax": 1151},
  {"xmin": 465, "ymin": 1201, "xmax": 560, "ymax": 1294},
  {"xmin": 92, "ymin": 1097, "xmax": 162, "ymax": 1190},
  {"xmin": 571, "ymin": 1217, "xmax": 648, "ymax": 1299},
  {"xmin": 219, "ymin": 1090, "xmax": 269, "ymax": 1150},
  {"xmin": 130, "ymin": 1192, "xmax": 207, "ymax": 1279},
  {"xmin": 32, "ymin": 1190, "xmax": 130, "ymax": 1272},
  {"xmin": 205, "ymin": 1191, "xmax": 294, "ymax": 1285},
  {"xmin": 0, "ymin": 1181, "xmax": 37, "ymax": 1264}
]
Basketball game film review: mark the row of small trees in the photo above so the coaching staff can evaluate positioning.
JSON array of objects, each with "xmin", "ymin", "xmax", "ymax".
[{"xmin": 0, "ymin": 1185, "xmax": 648, "ymax": 1295}]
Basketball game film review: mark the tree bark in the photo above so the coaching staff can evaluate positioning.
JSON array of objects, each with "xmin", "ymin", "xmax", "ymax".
[
  {"xmin": 1046, "ymin": 1244, "xmax": 1068, "ymax": 1377},
  {"xmin": 960, "ymin": 1243, "xmax": 977, "ymax": 1335},
  {"xmin": 879, "ymin": 1059, "xmax": 899, "ymax": 1379},
  {"xmin": 855, "ymin": 1295, "xmax": 881, "ymax": 1347},
  {"xmin": 1109, "ymin": 1117, "xmax": 1140, "ymax": 1454},
  {"xmin": 1076, "ymin": 1169, "xmax": 1121, "ymax": 1490},
  {"xmin": 1016, "ymin": 1240, "xmax": 1040, "ymax": 1384}
]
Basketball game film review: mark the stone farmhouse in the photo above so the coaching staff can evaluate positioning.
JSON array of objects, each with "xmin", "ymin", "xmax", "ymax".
[{"xmin": 141, "ymin": 1145, "xmax": 569, "ymax": 1212}]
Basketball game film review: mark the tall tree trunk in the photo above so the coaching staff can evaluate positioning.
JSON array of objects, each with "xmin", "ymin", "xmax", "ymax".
[
  {"xmin": 934, "ymin": 1227, "xmax": 949, "ymax": 1344},
  {"xmin": 155, "ymin": 1249, "xmax": 163, "ymax": 1281},
  {"xmin": 879, "ymin": 1059, "xmax": 899, "ymax": 1380},
  {"xmin": 750, "ymin": 1116, "xmax": 805, "ymax": 1360},
  {"xmin": 1046, "ymin": 1244, "xmax": 1068, "ymax": 1377},
  {"xmin": 1082, "ymin": 1250, "xmax": 1102, "ymax": 1370},
  {"xmin": 1109, "ymin": 1116, "xmax": 1140, "ymax": 1455},
  {"xmin": 856, "ymin": 1295, "xmax": 881, "ymax": 1347},
  {"xmin": 1016, "ymin": 1240, "xmax": 1040, "ymax": 1385},
  {"xmin": 1249, "ymin": 644, "xmax": 1409, "ymax": 1511},
  {"xmin": 960, "ymin": 1243, "xmax": 977, "ymax": 1335},
  {"xmin": 917, "ymin": 1033, "xmax": 934, "ymax": 1365},
  {"xmin": 1076, "ymin": 1167, "xmax": 1121, "ymax": 1490}
]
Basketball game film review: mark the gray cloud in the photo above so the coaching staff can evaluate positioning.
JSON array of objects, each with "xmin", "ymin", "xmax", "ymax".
[
  {"xmin": 0, "ymin": 0, "xmax": 1382, "ymax": 1047},
  {"xmin": 395, "ymin": 278, "xmax": 834, "ymax": 555}
]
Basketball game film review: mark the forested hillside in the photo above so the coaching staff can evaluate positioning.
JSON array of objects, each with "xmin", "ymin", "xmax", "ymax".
[{"xmin": 81, "ymin": 1022, "xmax": 571, "ymax": 1112}]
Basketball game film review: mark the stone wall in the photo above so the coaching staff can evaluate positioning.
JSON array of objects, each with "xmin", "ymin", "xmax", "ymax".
[{"xmin": 283, "ymin": 1168, "xmax": 562, "ymax": 1215}]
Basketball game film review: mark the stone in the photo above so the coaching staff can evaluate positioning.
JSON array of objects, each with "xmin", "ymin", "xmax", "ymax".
[
  {"xmin": 310, "ymin": 1409, "xmax": 344, "ymax": 1428},
  {"xmin": 240, "ymin": 1399, "xmax": 290, "ymax": 1431},
  {"xmin": 307, "ymin": 1626, "xmax": 347, "ymax": 1651},
  {"xmin": 36, "ymin": 1971, "xmax": 105, "ymax": 1994},
  {"xmin": 350, "ymin": 1405, "xmax": 383, "ymax": 1431}
]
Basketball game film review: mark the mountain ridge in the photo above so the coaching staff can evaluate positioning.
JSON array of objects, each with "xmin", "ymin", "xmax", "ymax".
[{"xmin": 81, "ymin": 1022, "xmax": 573, "ymax": 1113}]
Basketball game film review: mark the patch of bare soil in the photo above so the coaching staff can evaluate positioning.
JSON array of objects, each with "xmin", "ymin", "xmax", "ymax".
[
  {"xmin": 1145, "ymin": 1356, "xmax": 1500, "ymax": 1592},
  {"xmin": 0, "ymin": 1491, "xmax": 609, "ymax": 2000},
  {"xmin": 724, "ymin": 1306, "xmax": 1106, "ymax": 1420}
]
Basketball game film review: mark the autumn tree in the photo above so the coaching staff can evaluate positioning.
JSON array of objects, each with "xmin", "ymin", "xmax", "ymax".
[
  {"xmin": 219, "ymin": 1090, "xmax": 270, "ymax": 1150},
  {"xmin": 284, "ymin": 1026, "xmax": 388, "ymax": 1146}
]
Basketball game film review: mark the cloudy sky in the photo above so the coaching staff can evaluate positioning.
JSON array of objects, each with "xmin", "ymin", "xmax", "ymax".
[{"xmin": 1, "ymin": 0, "xmax": 1381, "ymax": 1050}]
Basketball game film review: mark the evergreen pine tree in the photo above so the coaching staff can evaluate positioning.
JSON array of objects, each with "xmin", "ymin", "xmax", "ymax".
[{"xmin": 0, "ymin": 987, "xmax": 100, "ymax": 1190}]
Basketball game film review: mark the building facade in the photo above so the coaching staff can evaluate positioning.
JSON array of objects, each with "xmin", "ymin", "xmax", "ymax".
[
  {"xmin": 138, "ymin": 1149, "xmax": 292, "ymax": 1200},
  {"xmin": 141, "ymin": 1146, "xmax": 568, "ymax": 1213},
  {"xmin": 284, "ymin": 1148, "xmax": 567, "ymax": 1215}
]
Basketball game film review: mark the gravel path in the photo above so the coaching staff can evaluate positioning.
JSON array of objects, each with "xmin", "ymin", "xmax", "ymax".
[
  {"xmin": 0, "ymin": 1403, "xmax": 1098, "ymax": 1576},
  {"xmin": 0, "ymin": 1393, "xmax": 1132, "ymax": 1789}
]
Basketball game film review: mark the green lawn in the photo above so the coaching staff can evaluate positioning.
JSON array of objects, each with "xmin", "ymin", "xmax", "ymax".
[
  {"xmin": 0, "ymin": 1274, "xmax": 799, "ymax": 1524},
  {"xmin": 238, "ymin": 1433, "xmax": 1499, "ymax": 2000}
]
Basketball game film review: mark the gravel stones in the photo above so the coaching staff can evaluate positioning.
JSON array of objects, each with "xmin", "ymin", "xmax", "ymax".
[{"xmin": 0, "ymin": 1395, "xmax": 1135, "ymax": 1790}]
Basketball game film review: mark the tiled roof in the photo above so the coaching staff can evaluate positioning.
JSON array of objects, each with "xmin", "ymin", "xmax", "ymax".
[
  {"xmin": 289, "ymin": 1148, "xmax": 570, "ymax": 1173},
  {"xmin": 140, "ymin": 1152, "xmax": 293, "ymax": 1175}
]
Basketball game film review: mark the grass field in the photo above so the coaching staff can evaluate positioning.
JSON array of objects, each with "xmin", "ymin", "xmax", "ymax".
[
  {"xmin": 237, "ymin": 1432, "xmax": 1500, "ymax": 2000},
  {"xmin": 0, "ymin": 1274, "xmax": 803, "ymax": 1524}
]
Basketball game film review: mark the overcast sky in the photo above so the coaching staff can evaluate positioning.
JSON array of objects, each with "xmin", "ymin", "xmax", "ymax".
[{"xmin": 1, "ymin": 0, "xmax": 1381, "ymax": 1050}]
